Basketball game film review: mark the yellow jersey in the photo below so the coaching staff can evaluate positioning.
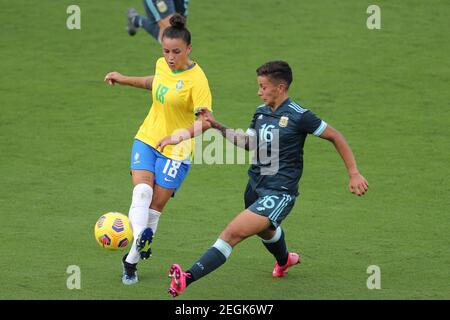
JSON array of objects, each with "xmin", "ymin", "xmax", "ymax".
[{"xmin": 135, "ymin": 57, "xmax": 212, "ymax": 161}]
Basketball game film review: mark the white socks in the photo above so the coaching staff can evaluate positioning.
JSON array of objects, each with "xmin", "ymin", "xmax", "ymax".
[
  {"xmin": 148, "ymin": 208, "xmax": 161, "ymax": 234},
  {"xmin": 126, "ymin": 183, "xmax": 153, "ymax": 264}
]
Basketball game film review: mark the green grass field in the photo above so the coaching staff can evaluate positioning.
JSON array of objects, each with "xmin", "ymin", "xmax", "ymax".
[{"xmin": 1, "ymin": 0, "xmax": 449, "ymax": 300}]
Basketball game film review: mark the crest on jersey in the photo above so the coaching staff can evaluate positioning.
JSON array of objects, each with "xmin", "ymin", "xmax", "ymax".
[
  {"xmin": 279, "ymin": 116, "xmax": 289, "ymax": 127},
  {"xmin": 175, "ymin": 80, "xmax": 184, "ymax": 90},
  {"xmin": 156, "ymin": 0, "xmax": 168, "ymax": 13}
]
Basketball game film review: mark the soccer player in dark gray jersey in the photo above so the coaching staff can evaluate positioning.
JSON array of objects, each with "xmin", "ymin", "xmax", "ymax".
[
  {"xmin": 159, "ymin": 60, "xmax": 369, "ymax": 298},
  {"xmin": 127, "ymin": 0, "xmax": 189, "ymax": 42},
  {"xmin": 246, "ymin": 98, "xmax": 326, "ymax": 196}
]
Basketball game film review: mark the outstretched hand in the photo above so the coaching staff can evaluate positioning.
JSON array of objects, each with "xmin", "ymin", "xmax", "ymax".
[
  {"xmin": 104, "ymin": 71, "xmax": 124, "ymax": 86},
  {"xmin": 349, "ymin": 173, "xmax": 369, "ymax": 196}
]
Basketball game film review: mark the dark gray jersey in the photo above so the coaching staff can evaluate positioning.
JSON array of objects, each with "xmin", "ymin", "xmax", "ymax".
[{"xmin": 246, "ymin": 98, "xmax": 327, "ymax": 196}]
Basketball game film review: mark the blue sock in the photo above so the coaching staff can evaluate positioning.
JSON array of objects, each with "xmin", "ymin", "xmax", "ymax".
[
  {"xmin": 186, "ymin": 239, "xmax": 232, "ymax": 286},
  {"xmin": 132, "ymin": 15, "xmax": 141, "ymax": 28},
  {"xmin": 262, "ymin": 227, "xmax": 289, "ymax": 266}
]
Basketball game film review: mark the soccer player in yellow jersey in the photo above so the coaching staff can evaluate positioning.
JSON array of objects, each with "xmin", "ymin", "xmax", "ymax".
[{"xmin": 104, "ymin": 14, "xmax": 211, "ymax": 285}]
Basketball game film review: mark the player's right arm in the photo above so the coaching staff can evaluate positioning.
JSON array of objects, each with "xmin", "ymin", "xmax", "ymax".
[
  {"xmin": 200, "ymin": 109, "xmax": 256, "ymax": 151},
  {"xmin": 104, "ymin": 72, "xmax": 154, "ymax": 90}
]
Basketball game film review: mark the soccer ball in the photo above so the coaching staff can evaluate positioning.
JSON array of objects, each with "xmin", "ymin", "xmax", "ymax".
[{"xmin": 94, "ymin": 212, "xmax": 133, "ymax": 250}]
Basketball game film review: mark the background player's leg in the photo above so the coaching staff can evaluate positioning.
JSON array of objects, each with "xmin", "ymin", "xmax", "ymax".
[
  {"xmin": 136, "ymin": 16, "xmax": 161, "ymax": 41},
  {"xmin": 135, "ymin": 0, "xmax": 176, "ymax": 42},
  {"xmin": 156, "ymin": 15, "xmax": 173, "ymax": 42},
  {"xmin": 173, "ymin": 0, "xmax": 189, "ymax": 17},
  {"xmin": 140, "ymin": 0, "xmax": 163, "ymax": 41},
  {"xmin": 127, "ymin": 1, "xmax": 171, "ymax": 42}
]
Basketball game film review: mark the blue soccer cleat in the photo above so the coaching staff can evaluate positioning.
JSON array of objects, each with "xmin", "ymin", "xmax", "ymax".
[
  {"xmin": 122, "ymin": 254, "xmax": 138, "ymax": 285},
  {"xmin": 136, "ymin": 227, "xmax": 154, "ymax": 260}
]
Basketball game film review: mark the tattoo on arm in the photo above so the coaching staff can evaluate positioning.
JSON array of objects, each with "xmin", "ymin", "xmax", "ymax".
[
  {"xmin": 213, "ymin": 122, "xmax": 228, "ymax": 137},
  {"xmin": 144, "ymin": 77, "xmax": 152, "ymax": 90},
  {"xmin": 126, "ymin": 76, "xmax": 152, "ymax": 90},
  {"xmin": 212, "ymin": 122, "xmax": 251, "ymax": 150}
]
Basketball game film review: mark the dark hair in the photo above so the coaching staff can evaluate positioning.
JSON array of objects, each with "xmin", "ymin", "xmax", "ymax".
[
  {"xmin": 256, "ymin": 61, "xmax": 293, "ymax": 89},
  {"xmin": 161, "ymin": 13, "xmax": 191, "ymax": 45}
]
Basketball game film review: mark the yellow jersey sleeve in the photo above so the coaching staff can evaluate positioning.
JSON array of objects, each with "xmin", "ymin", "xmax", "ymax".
[{"xmin": 192, "ymin": 75, "xmax": 212, "ymax": 114}]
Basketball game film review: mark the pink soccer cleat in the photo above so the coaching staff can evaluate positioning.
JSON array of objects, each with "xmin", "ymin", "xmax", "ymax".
[
  {"xmin": 167, "ymin": 264, "xmax": 190, "ymax": 298},
  {"xmin": 272, "ymin": 252, "xmax": 301, "ymax": 277}
]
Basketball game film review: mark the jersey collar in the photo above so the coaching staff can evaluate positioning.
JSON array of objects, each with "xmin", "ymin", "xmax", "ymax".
[
  {"xmin": 171, "ymin": 62, "xmax": 196, "ymax": 74},
  {"xmin": 266, "ymin": 98, "xmax": 291, "ymax": 114}
]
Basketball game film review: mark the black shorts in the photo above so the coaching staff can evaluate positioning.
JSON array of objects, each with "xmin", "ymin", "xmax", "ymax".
[{"xmin": 244, "ymin": 183, "xmax": 297, "ymax": 229}]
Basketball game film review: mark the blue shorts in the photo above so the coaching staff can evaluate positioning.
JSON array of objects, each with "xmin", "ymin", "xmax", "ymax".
[
  {"xmin": 143, "ymin": 0, "xmax": 188, "ymax": 23},
  {"xmin": 130, "ymin": 139, "xmax": 190, "ymax": 194},
  {"xmin": 244, "ymin": 183, "xmax": 297, "ymax": 229}
]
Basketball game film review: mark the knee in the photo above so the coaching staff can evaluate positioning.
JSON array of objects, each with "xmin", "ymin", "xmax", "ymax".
[
  {"xmin": 257, "ymin": 227, "xmax": 277, "ymax": 241},
  {"xmin": 220, "ymin": 227, "xmax": 245, "ymax": 247},
  {"xmin": 132, "ymin": 183, "xmax": 153, "ymax": 206}
]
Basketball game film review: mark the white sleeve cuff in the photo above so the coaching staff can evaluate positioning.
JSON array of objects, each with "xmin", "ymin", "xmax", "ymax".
[{"xmin": 313, "ymin": 121, "xmax": 327, "ymax": 136}]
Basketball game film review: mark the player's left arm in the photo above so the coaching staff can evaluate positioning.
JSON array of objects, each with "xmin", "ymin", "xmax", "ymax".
[
  {"xmin": 319, "ymin": 125, "xmax": 369, "ymax": 196},
  {"xmin": 156, "ymin": 111, "xmax": 211, "ymax": 152}
]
